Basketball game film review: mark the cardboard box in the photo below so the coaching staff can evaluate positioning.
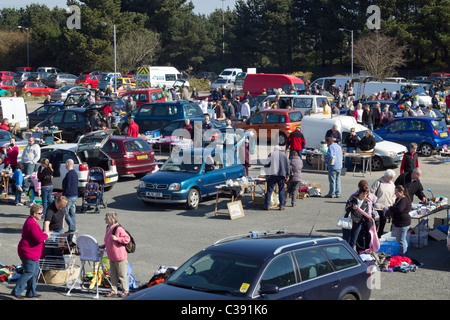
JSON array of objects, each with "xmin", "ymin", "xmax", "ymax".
[{"xmin": 311, "ymin": 155, "xmax": 325, "ymax": 170}]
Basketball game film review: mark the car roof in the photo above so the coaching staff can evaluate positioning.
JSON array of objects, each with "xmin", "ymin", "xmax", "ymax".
[
  {"xmin": 257, "ymin": 109, "xmax": 301, "ymax": 113},
  {"xmin": 209, "ymin": 233, "xmax": 344, "ymax": 260},
  {"xmin": 41, "ymin": 143, "xmax": 78, "ymax": 152},
  {"xmin": 391, "ymin": 116, "xmax": 441, "ymax": 121}
]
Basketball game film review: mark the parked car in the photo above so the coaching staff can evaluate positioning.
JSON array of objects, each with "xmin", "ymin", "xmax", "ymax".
[
  {"xmin": 101, "ymin": 136, "xmax": 157, "ymax": 178},
  {"xmin": 15, "ymin": 81, "xmax": 55, "ymax": 97},
  {"xmin": 116, "ymin": 84, "xmax": 136, "ymax": 96},
  {"xmin": 36, "ymin": 67, "xmax": 63, "ymax": 74},
  {"xmin": 0, "ymin": 71, "xmax": 16, "ymax": 80},
  {"xmin": 28, "ymin": 104, "xmax": 66, "ymax": 127},
  {"xmin": 153, "ymin": 117, "xmax": 226, "ymax": 138},
  {"xmin": 0, "ymin": 129, "xmax": 28, "ymax": 163},
  {"xmin": 15, "ymin": 67, "xmax": 34, "ymax": 74},
  {"xmin": 125, "ymin": 231, "xmax": 371, "ymax": 300},
  {"xmin": 43, "ymin": 73, "xmax": 78, "ymax": 88},
  {"xmin": 120, "ymin": 88, "xmax": 165, "ymax": 108},
  {"xmin": 196, "ymin": 71, "xmax": 218, "ymax": 83},
  {"xmin": 137, "ymin": 147, "xmax": 245, "ymax": 209},
  {"xmin": 374, "ymin": 117, "xmax": 450, "ymax": 156},
  {"xmin": 13, "ymin": 72, "xmax": 33, "ymax": 83},
  {"xmin": 0, "ymin": 79, "xmax": 18, "ymax": 90},
  {"xmin": 50, "ymin": 85, "xmax": 91, "ymax": 101},
  {"xmin": 233, "ymin": 109, "xmax": 303, "ymax": 145},
  {"xmin": 26, "ymin": 72, "xmax": 52, "ymax": 83},
  {"xmin": 98, "ymin": 76, "xmax": 133, "ymax": 91},
  {"xmin": 39, "ymin": 129, "xmax": 119, "ymax": 192},
  {"xmin": 362, "ymin": 100, "xmax": 403, "ymax": 118},
  {"xmin": 121, "ymin": 100, "xmax": 203, "ymax": 133},
  {"xmin": 34, "ymin": 108, "xmax": 92, "ymax": 142},
  {"xmin": 75, "ymin": 74, "xmax": 102, "ymax": 89}
]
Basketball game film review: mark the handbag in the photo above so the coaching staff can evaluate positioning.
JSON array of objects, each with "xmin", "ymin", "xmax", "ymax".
[{"xmin": 337, "ymin": 213, "xmax": 353, "ymax": 229}]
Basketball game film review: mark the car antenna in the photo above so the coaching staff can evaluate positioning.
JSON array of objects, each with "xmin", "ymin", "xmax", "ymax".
[{"xmin": 308, "ymin": 210, "xmax": 321, "ymax": 237}]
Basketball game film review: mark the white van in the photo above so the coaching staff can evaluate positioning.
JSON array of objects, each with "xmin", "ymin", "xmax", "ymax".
[
  {"xmin": 0, "ymin": 97, "xmax": 29, "ymax": 131},
  {"xmin": 310, "ymin": 76, "xmax": 355, "ymax": 92},
  {"xmin": 352, "ymin": 81, "xmax": 426, "ymax": 102},
  {"xmin": 136, "ymin": 66, "xmax": 181, "ymax": 88},
  {"xmin": 253, "ymin": 94, "xmax": 328, "ymax": 114},
  {"xmin": 300, "ymin": 114, "xmax": 407, "ymax": 171},
  {"xmin": 218, "ymin": 68, "xmax": 243, "ymax": 82}
]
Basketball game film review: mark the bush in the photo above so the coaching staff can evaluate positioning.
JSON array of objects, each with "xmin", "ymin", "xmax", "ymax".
[{"xmin": 189, "ymin": 78, "xmax": 210, "ymax": 92}]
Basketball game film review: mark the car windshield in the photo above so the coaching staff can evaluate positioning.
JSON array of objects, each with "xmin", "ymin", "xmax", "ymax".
[
  {"xmin": 166, "ymin": 251, "xmax": 262, "ymax": 297},
  {"xmin": 293, "ymin": 83, "xmax": 306, "ymax": 91},
  {"xmin": 160, "ymin": 151, "xmax": 204, "ymax": 173},
  {"xmin": 356, "ymin": 130, "xmax": 383, "ymax": 143},
  {"xmin": 215, "ymin": 79, "xmax": 227, "ymax": 84},
  {"xmin": 0, "ymin": 130, "xmax": 13, "ymax": 141},
  {"xmin": 220, "ymin": 71, "xmax": 232, "ymax": 76},
  {"xmin": 59, "ymin": 86, "xmax": 72, "ymax": 92}
]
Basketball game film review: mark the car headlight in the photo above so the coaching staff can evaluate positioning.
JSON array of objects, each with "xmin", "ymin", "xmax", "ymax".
[
  {"xmin": 169, "ymin": 183, "xmax": 181, "ymax": 191},
  {"xmin": 388, "ymin": 151, "xmax": 397, "ymax": 157},
  {"xmin": 139, "ymin": 180, "xmax": 146, "ymax": 188}
]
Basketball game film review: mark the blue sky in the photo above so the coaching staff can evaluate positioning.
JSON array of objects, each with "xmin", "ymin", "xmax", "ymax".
[{"xmin": 1, "ymin": 0, "xmax": 237, "ymax": 15}]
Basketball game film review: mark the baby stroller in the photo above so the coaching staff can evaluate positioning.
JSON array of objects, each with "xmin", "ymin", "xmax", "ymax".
[{"xmin": 81, "ymin": 167, "xmax": 107, "ymax": 213}]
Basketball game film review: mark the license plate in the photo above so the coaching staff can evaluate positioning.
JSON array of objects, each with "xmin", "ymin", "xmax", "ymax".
[
  {"xmin": 137, "ymin": 154, "xmax": 148, "ymax": 160},
  {"xmin": 440, "ymin": 132, "xmax": 448, "ymax": 137},
  {"xmin": 146, "ymin": 192, "xmax": 162, "ymax": 197},
  {"xmin": 106, "ymin": 177, "xmax": 110, "ymax": 183},
  {"xmin": 19, "ymin": 146, "xmax": 25, "ymax": 150}
]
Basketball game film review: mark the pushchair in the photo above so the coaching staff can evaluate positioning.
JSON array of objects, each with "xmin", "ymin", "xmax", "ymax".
[{"xmin": 80, "ymin": 167, "xmax": 107, "ymax": 213}]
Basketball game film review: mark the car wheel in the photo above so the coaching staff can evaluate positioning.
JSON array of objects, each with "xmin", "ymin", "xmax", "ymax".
[
  {"xmin": 87, "ymin": 84, "xmax": 92, "ymax": 89},
  {"xmin": 186, "ymin": 188, "xmax": 200, "ymax": 210},
  {"xmin": 419, "ymin": 143, "xmax": 433, "ymax": 157},
  {"xmin": 60, "ymin": 82, "xmax": 66, "ymax": 87},
  {"xmin": 305, "ymin": 153, "xmax": 313, "ymax": 166},
  {"xmin": 371, "ymin": 155, "xmax": 383, "ymax": 171},
  {"xmin": 278, "ymin": 133, "xmax": 287, "ymax": 146},
  {"xmin": 26, "ymin": 92, "xmax": 32, "ymax": 97},
  {"xmin": 341, "ymin": 293, "xmax": 357, "ymax": 300}
]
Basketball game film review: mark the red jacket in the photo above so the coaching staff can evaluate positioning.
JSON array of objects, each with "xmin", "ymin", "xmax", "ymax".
[
  {"xmin": 127, "ymin": 122, "xmax": 139, "ymax": 137},
  {"xmin": 287, "ymin": 130, "xmax": 306, "ymax": 151},
  {"xmin": 18, "ymin": 217, "xmax": 48, "ymax": 261},
  {"xmin": 0, "ymin": 123, "xmax": 10, "ymax": 131}
]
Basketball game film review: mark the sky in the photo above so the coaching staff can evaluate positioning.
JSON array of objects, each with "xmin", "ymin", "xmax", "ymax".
[{"xmin": 1, "ymin": 0, "xmax": 237, "ymax": 15}]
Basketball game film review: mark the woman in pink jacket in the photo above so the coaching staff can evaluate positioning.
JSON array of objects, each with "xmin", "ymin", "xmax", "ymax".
[
  {"xmin": 101, "ymin": 211, "xmax": 130, "ymax": 298},
  {"xmin": 12, "ymin": 204, "xmax": 51, "ymax": 299}
]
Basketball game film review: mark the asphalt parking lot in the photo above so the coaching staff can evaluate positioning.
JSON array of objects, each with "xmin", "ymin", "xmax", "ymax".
[{"xmin": 0, "ymin": 100, "xmax": 449, "ymax": 301}]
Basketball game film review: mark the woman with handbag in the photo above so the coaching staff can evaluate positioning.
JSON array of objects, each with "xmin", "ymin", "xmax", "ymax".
[
  {"xmin": 343, "ymin": 180, "xmax": 377, "ymax": 252},
  {"xmin": 385, "ymin": 185, "xmax": 411, "ymax": 256}
]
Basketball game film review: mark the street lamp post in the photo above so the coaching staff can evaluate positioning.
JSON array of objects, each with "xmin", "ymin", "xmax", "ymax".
[
  {"xmin": 18, "ymin": 26, "xmax": 29, "ymax": 67},
  {"xmin": 339, "ymin": 28, "xmax": 353, "ymax": 77},
  {"xmin": 101, "ymin": 22, "xmax": 117, "ymax": 92}
]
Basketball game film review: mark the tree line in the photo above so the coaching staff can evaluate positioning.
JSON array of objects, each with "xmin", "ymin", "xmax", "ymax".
[{"xmin": 0, "ymin": 0, "xmax": 448, "ymax": 77}]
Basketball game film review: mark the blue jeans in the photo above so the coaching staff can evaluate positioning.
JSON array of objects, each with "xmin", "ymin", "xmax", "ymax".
[
  {"xmin": 15, "ymin": 188, "xmax": 22, "ymax": 204},
  {"xmin": 347, "ymin": 220, "xmax": 363, "ymax": 249},
  {"xmin": 41, "ymin": 185, "xmax": 53, "ymax": 220},
  {"xmin": 327, "ymin": 169, "xmax": 341, "ymax": 196},
  {"xmin": 393, "ymin": 225, "xmax": 410, "ymax": 256},
  {"xmin": 12, "ymin": 259, "xmax": 40, "ymax": 297},
  {"xmin": 264, "ymin": 176, "xmax": 286, "ymax": 208},
  {"xmin": 345, "ymin": 147, "xmax": 356, "ymax": 171},
  {"xmin": 65, "ymin": 197, "xmax": 77, "ymax": 232}
]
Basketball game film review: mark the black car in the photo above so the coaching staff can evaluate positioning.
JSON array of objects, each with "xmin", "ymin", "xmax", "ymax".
[
  {"xmin": 28, "ymin": 103, "xmax": 66, "ymax": 127},
  {"xmin": 155, "ymin": 117, "xmax": 226, "ymax": 138},
  {"xmin": 125, "ymin": 231, "xmax": 371, "ymax": 300},
  {"xmin": 196, "ymin": 72, "xmax": 218, "ymax": 82},
  {"xmin": 35, "ymin": 108, "xmax": 94, "ymax": 142}
]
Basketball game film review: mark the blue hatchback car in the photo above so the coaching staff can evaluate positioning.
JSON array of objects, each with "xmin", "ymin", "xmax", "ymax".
[
  {"xmin": 124, "ymin": 231, "xmax": 372, "ymax": 300},
  {"xmin": 375, "ymin": 117, "xmax": 450, "ymax": 156},
  {"xmin": 137, "ymin": 147, "xmax": 245, "ymax": 209}
]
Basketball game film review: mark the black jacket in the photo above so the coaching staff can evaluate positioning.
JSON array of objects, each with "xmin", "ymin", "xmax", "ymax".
[
  {"xmin": 394, "ymin": 172, "xmax": 426, "ymax": 202},
  {"xmin": 358, "ymin": 135, "xmax": 376, "ymax": 151},
  {"xmin": 345, "ymin": 195, "xmax": 370, "ymax": 224}
]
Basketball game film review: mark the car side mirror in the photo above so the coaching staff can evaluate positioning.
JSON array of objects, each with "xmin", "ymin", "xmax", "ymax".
[
  {"xmin": 259, "ymin": 284, "xmax": 279, "ymax": 295},
  {"xmin": 205, "ymin": 164, "xmax": 215, "ymax": 172}
]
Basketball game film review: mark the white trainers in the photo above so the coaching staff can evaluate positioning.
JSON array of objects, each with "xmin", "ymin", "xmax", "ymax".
[{"xmin": 15, "ymin": 203, "xmax": 24, "ymax": 206}]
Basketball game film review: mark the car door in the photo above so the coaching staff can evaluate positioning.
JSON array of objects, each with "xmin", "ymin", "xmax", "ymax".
[
  {"xmin": 134, "ymin": 104, "xmax": 153, "ymax": 131},
  {"xmin": 40, "ymin": 148, "xmax": 78, "ymax": 190},
  {"xmin": 293, "ymin": 248, "xmax": 340, "ymax": 300},
  {"xmin": 150, "ymin": 104, "xmax": 170, "ymax": 129},
  {"xmin": 405, "ymin": 119, "xmax": 428, "ymax": 146},
  {"xmin": 265, "ymin": 112, "xmax": 285, "ymax": 141},
  {"xmin": 30, "ymin": 105, "xmax": 50, "ymax": 126},
  {"xmin": 379, "ymin": 119, "xmax": 408, "ymax": 146},
  {"xmin": 245, "ymin": 112, "xmax": 265, "ymax": 140},
  {"xmin": 61, "ymin": 111, "xmax": 83, "ymax": 141},
  {"xmin": 200, "ymin": 152, "xmax": 228, "ymax": 196},
  {"xmin": 254, "ymin": 253, "xmax": 301, "ymax": 300}
]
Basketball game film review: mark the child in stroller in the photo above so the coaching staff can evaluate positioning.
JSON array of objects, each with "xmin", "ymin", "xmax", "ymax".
[{"xmin": 81, "ymin": 167, "xmax": 107, "ymax": 213}]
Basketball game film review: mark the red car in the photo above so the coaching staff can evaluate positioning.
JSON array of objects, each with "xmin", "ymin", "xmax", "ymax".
[
  {"xmin": 15, "ymin": 81, "xmax": 55, "ymax": 97},
  {"xmin": 16, "ymin": 67, "xmax": 34, "ymax": 73},
  {"xmin": 101, "ymin": 136, "xmax": 157, "ymax": 178},
  {"xmin": 0, "ymin": 79, "xmax": 17, "ymax": 90},
  {"xmin": 75, "ymin": 74, "xmax": 102, "ymax": 89},
  {"xmin": 0, "ymin": 71, "xmax": 16, "ymax": 80}
]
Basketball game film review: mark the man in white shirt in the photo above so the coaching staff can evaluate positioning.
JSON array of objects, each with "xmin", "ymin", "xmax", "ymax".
[
  {"xmin": 22, "ymin": 136, "xmax": 41, "ymax": 176},
  {"xmin": 200, "ymin": 97, "xmax": 208, "ymax": 114},
  {"xmin": 241, "ymin": 99, "xmax": 251, "ymax": 120},
  {"xmin": 425, "ymin": 106, "xmax": 437, "ymax": 118}
]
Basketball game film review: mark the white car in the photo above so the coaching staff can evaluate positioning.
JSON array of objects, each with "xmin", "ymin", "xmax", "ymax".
[{"xmin": 39, "ymin": 130, "xmax": 119, "ymax": 192}]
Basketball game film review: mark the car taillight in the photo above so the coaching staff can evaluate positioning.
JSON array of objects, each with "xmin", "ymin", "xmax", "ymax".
[
  {"xmin": 79, "ymin": 163, "xmax": 88, "ymax": 171},
  {"xmin": 123, "ymin": 154, "xmax": 135, "ymax": 160},
  {"xmin": 111, "ymin": 159, "xmax": 116, "ymax": 166},
  {"xmin": 433, "ymin": 129, "xmax": 439, "ymax": 136}
]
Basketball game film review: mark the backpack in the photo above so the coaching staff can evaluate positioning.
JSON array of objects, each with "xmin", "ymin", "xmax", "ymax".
[{"xmin": 112, "ymin": 224, "xmax": 136, "ymax": 253}]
